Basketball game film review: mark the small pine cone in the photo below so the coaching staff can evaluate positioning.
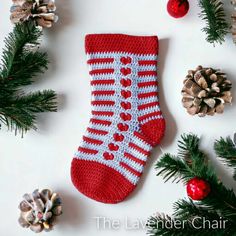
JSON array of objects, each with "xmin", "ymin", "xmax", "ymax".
[
  {"xmin": 232, "ymin": 0, "xmax": 236, "ymax": 44},
  {"xmin": 182, "ymin": 66, "xmax": 232, "ymax": 117},
  {"xmin": 10, "ymin": 0, "xmax": 58, "ymax": 28},
  {"xmin": 18, "ymin": 189, "xmax": 62, "ymax": 233}
]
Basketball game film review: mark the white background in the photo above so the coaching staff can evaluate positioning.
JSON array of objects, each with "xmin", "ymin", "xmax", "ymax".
[{"xmin": 0, "ymin": 1, "xmax": 236, "ymax": 236}]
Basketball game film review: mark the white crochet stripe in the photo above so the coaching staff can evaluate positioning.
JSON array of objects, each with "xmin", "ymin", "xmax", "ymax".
[
  {"xmin": 91, "ymin": 73, "xmax": 115, "ymax": 80},
  {"xmin": 85, "ymin": 131, "xmax": 107, "ymax": 140},
  {"xmin": 91, "ymin": 86, "xmax": 115, "ymax": 91},
  {"xmin": 88, "ymin": 123, "xmax": 112, "ymax": 132},
  {"xmin": 88, "ymin": 63, "xmax": 114, "ymax": 70},
  {"xmin": 91, "ymin": 106, "xmax": 116, "ymax": 112},
  {"xmin": 139, "ymin": 106, "xmax": 161, "ymax": 115},
  {"xmin": 138, "ymin": 86, "xmax": 158, "ymax": 94},
  {"xmin": 128, "ymin": 148, "xmax": 148, "ymax": 161},
  {"xmin": 138, "ymin": 65, "xmax": 157, "ymax": 71},
  {"xmin": 88, "ymin": 52, "xmax": 157, "ymax": 61},
  {"xmin": 80, "ymin": 141, "xmax": 103, "ymax": 150},
  {"xmin": 121, "ymin": 158, "xmax": 145, "ymax": 172},
  {"xmin": 74, "ymin": 153, "xmax": 139, "ymax": 184},
  {"xmin": 140, "ymin": 115, "xmax": 163, "ymax": 125},
  {"xmin": 132, "ymin": 137, "xmax": 152, "ymax": 150},
  {"xmin": 91, "ymin": 84, "xmax": 115, "ymax": 91},
  {"xmin": 138, "ymin": 76, "xmax": 158, "ymax": 83},
  {"xmin": 91, "ymin": 95, "xmax": 115, "ymax": 101},
  {"xmin": 138, "ymin": 96, "xmax": 159, "ymax": 103},
  {"xmin": 91, "ymin": 116, "xmax": 117, "ymax": 124}
]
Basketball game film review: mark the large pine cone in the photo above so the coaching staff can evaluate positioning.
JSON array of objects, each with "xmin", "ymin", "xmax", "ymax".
[
  {"xmin": 232, "ymin": 0, "xmax": 236, "ymax": 44},
  {"xmin": 182, "ymin": 66, "xmax": 232, "ymax": 117},
  {"xmin": 10, "ymin": 0, "xmax": 58, "ymax": 28},
  {"xmin": 18, "ymin": 189, "xmax": 62, "ymax": 233}
]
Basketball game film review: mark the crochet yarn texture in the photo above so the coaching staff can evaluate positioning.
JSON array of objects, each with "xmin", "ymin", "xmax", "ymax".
[{"xmin": 71, "ymin": 34, "xmax": 165, "ymax": 204}]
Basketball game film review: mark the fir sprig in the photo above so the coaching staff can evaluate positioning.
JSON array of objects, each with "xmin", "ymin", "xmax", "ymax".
[
  {"xmin": 0, "ymin": 22, "xmax": 57, "ymax": 135},
  {"xmin": 198, "ymin": 0, "xmax": 229, "ymax": 45},
  {"xmin": 214, "ymin": 135, "xmax": 236, "ymax": 180},
  {"xmin": 148, "ymin": 134, "xmax": 236, "ymax": 236}
]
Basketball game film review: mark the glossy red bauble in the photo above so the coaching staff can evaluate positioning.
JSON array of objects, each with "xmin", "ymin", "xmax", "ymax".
[
  {"xmin": 167, "ymin": 0, "xmax": 189, "ymax": 18},
  {"xmin": 186, "ymin": 177, "xmax": 211, "ymax": 200}
]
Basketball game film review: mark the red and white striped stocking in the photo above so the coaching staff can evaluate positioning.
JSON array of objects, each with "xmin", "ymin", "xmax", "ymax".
[{"xmin": 71, "ymin": 34, "xmax": 165, "ymax": 204}]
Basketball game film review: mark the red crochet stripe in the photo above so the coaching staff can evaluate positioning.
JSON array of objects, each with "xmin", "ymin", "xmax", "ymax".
[
  {"xmin": 129, "ymin": 142, "xmax": 150, "ymax": 156},
  {"xmin": 87, "ymin": 127, "xmax": 108, "ymax": 135},
  {"xmin": 133, "ymin": 131, "xmax": 153, "ymax": 146},
  {"xmin": 91, "ymin": 79, "xmax": 115, "ymax": 86},
  {"xmin": 138, "ymin": 71, "xmax": 157, "ymax": 77},
  {"xmin": 83, "ymin": 136, "xmax": 103, "ymax": 145},
  {"xmin": 90, "ymin": 118, "xmax": 111, "ymax": 126},
  {"xmin": 124, "ymin": 152, "xmax": 146, "ymax": 166},
  {"xmin": 78, "ymin": 147, "xmax": 98, "ymax": 155},
  {"xmin": 138, "ymin": 92, "xmax": 158, "ymax": 99},
  {"xmin": 92, "ymin": 111, "xmax": 114, "ymax": 117},
  {"xmin": 90, "ymin": 69, "xmax": 114, "ymax": 76},
  {"xmin": 138, "ymin": 101, "xmax": 159, "ymax": 110},
  {"xmin": 138, "ymin": 60, "xmax": 157, "ymax": 66},
  {"xmin": 88, "ymin": 58, "xmax": 114, "ymax": 64},
  {"xmin": 86, "ymin": 34, "xmax": 158, "ymax": 55},
  {"xmin": 91, "ymin": 101, "xmax": 115, "ymax": 106},
  {"xmin": 92, "ymin": 90, "xmax": 115, "ymax": 96},
  {"xmin": 138, "ymin": 111, "xmax": 162, "ymax": 122},
  {"xmin": 119, "ymin": 162, "xmax": 142, "ymax": 177},
  {"xmin": 138, "ymin": 81, "xmax": 157, "ymax": 88}
]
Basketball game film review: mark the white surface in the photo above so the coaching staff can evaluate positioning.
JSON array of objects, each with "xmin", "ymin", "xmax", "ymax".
[{"xmin": 0, "ymin": 1, "xmax": 236, "ymax": 236}]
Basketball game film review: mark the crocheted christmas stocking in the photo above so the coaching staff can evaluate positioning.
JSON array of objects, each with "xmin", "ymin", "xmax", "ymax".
[{"xmin": 71, "ymin": 34, "xmax": 165, "ymax": 204}]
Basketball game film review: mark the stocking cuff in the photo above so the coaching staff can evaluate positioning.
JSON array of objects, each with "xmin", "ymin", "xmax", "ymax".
[{"xmin": 85, "ymin": 34, "xmax": 158, "ymax": 55}]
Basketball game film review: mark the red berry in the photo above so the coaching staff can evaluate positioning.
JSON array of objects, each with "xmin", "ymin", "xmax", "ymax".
[
  {"xmin": 186, "ymin": 177, "xmax": 211, "ymax": 200},
  {"xmin": 167, "ymin": 0, "xmax": 189, "ymax": 18}
]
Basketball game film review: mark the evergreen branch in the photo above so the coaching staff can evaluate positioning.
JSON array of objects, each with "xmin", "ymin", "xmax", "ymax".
[
  {"xmin": 0, "ymin": 90, "xmax": 57, "ymax": 135},
  {"xmin": 0, "ymin": 21, "xmax": 57, "ymax": 135},
  {"xmin": 7, "ymin": 51, "xmax": 49, "ymax": 89},
  {"xmin": 214, "ymin": 136, "xmax": 236, "ymax": 180},
  {"xmin": 201, "ymin": 183, "xmax": 236, "ymax": 219},
  {"xmin": 155, "ymin": 153, "xmax": 194, "ymax": 183},
  {"xmin": 156, "ymin": 135, "xmax": 216, "ymax": 183},
  {"xmin": 173, "ymin": 199, "xmax": 217, "ymax": 220},
  {"xmin": 0, "ymin": 21, "xmax": 43, "ymax": 79},
  {"xmin": 150, "ymin": 134, "xmax": 236, "ymax": 236},
  {"xmin": 198, "ymin": 0, "xmax": 229, "ymax": 45}
]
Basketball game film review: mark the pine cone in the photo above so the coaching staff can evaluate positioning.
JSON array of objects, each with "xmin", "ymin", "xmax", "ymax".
[
  {"xmin": 18, "ymin": 189, "xmax": 62, "ymax": 233},
  {"xmin": 10, "ymin": 0, "xmax": 58, "ymax": 28},
  {"xmin": 182, "ymin": 66, "xmax": 232, "ymax": 117},
  {"xmin": 232, "ymin": 0, "xmax": 236, "ymax": 44}
]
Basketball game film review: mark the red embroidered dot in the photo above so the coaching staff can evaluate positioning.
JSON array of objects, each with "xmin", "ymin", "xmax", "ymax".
[
  {"xmin": 108, "ymin": 143, "xmax": 119, "ymax": 151},
  {"xmin": 120, "ymin": 78, "xmax": 132, "ymax": 87},
  {"xmin": 117, "ymin": 123, "xmax": 129, "ymax": 132},
  {"xmin": 121, "ymin": 101, "xmax": 131, "ymax": 110},
  {"xmin": 120, "ymin": 57, "xmax": 132, "ymax": 65},
  {"xmin": 103, "ymin": 152, "xmax": 115, "ymax": 160},
  {"xmin": 120, "ymin": 113, "xmax": 132, "ymax": 121},
  {"xmin": 113, "ymin": 133, "xmax": 125, "ymax": 142},
  {"xmin": 121, "ymin": 90, "xmax": 132, "ymax": 99},
  {"xmin": 120, "ymin": 68, "xmax": 131, "ymax": 76}
]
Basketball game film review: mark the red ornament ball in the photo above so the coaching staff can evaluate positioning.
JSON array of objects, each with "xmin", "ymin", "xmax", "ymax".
[
  {"xmin": 186, "ymin": 177, "xmax": 211, "ymax": 200},
  {"xmin": 167, "ymin": 0, "xmax": 189, "ymax": 18}
]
